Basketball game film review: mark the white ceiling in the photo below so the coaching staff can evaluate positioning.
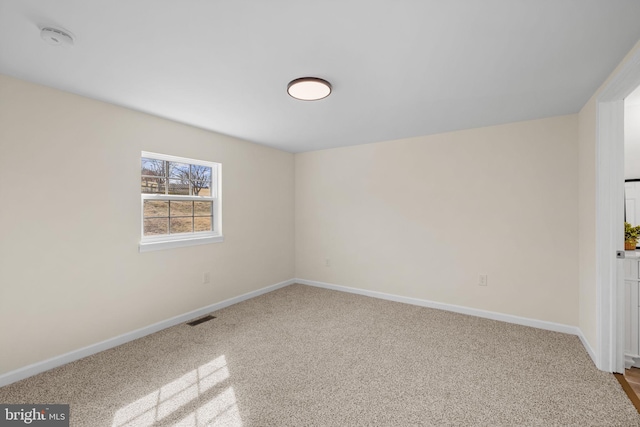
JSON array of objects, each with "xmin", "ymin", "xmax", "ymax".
[{"xmin": 1, "ymin": 1, "xmax": 640, "ymax": 153}]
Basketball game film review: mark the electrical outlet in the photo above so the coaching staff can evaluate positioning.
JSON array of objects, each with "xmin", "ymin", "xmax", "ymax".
[
  {"xmin": 203, "ymin": 272, "xmax": 211, "ymax": 284},
  {"xmin": 325, "ymin": 258, "xmax": 330, "ymax": 267},
  {"xmin": 478, "ymin": 274, "xmax": 488, "ymax": 286}
]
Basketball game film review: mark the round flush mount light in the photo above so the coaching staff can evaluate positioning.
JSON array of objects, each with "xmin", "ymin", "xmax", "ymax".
[
  {"xmin": 40, "ymin": 27, "xmax": 74, "ymax": 46},
  {"xmin": 287, "ymin": 77, "xmax": 332, "ymax": 101}
]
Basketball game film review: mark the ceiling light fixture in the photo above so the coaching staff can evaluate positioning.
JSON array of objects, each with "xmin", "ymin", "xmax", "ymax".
[{"xmin": 287, "ymin": 77, "xmax": 332, "ymax": 101}]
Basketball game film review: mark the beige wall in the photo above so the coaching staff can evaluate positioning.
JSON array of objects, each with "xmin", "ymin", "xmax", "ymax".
[
  {"xmin": 0, "ymin": 74, "xmax": 295, "ymax": 375},
  {"xmin": 295, "ymin": 115, "xmax": 579, "ymax": 325},
  {"xmin": 578, "ymin": 98, "xmax": 598, "ymax": 351},
  {"xmin": 578, "ymin": 39, "xmax": 640, "ymax": 356}
]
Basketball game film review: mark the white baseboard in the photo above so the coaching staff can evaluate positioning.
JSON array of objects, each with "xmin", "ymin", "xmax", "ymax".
[
  {"xmin": 0, "ymin": 279, "xmax": 295, "ymax": 388},
  {"xmin": 0, "ymin": 277, "xmax": 599, "ymax": 388},
  {"xmin": 296, "ymin": 278, "xmax": 585, "ymax": 336},
  {"xmin": 296, "ymin": 279, "xmax": 599, "ymax": 366},
  {"xmin": 624, "ymin": 353, "xmax": 637, "ymax": 370},
  {"xmin": 577, "ymin": 329, "xmax": 598, "ymax": 367}
]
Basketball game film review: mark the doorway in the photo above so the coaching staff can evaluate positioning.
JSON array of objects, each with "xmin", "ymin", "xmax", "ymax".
[
  {"xmin": 622, "ymin": 85, "xmax": 640, "ymax": 396},
  {"xmin": 596, "ymin": 47, "xmax": 640, "ymax": 374}
]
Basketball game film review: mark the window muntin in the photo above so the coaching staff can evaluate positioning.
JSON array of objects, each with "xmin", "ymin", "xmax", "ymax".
[{"xmin": 140, "ymin": 152, "xmax": 221, "ymax": 250}]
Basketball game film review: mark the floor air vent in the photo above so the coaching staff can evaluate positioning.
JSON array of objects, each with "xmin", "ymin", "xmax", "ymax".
[{"xmin": 187, "ymin": 315, "xmax": 216, "ymax": 326}]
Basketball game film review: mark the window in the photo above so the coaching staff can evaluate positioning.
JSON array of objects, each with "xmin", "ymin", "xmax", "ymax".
[{"xmin": 139, "ymin": 151, "xmax": 222, "ymax": 252}]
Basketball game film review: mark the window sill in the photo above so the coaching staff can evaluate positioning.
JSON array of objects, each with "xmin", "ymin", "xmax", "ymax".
[{"xmin": 139, "ymin": 235, "xmax": 224, "ymax": 252}]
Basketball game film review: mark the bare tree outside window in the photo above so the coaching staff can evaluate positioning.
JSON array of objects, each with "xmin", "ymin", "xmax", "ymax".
[
  {"xmin": 141, "ymin": 159, "xmax": 166, "ymax": 194},
  {"xmin": 141, "ymin": 158, "xmax": 165, "ymax": 176},
  {"xmin": 189, "ymin": 164, "xmax": 212, "ymax": 196},
  {"xmin": 141, "ymin": 158, "xmax": 211, "ymax": 196}
]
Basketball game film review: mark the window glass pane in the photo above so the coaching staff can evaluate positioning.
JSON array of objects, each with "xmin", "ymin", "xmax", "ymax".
[
  {"xmin": 192, "ymin": 181, "xmax": 211, "ymax": 196},
  {"xmin": 168, "ymin": 162, "xmax": 190, "ymax": 179},
  {"xmin": 194, "ymin": 201, "xmax": 212, "ymax": 216},
  {"xmin": 141, "ymin": 158, "xmax": 165, "ymax": 177},
  {"xmin": 194, "ymin": 216, "xmax": 212, "ymax": 232},
  {"xmin": 168, "ymin": 179, "xmax": 189, "ymax": 195},
  {"xmin": 143, "ymin": 200, "xmax": 169, "ymax": 218},
  {"xmin": 170, "ymin": 201, "xmax": 193, "ymax": 217},
  {"xmin": 190, "ymin": 165, "xmax": 211, "ymax": 182},
  {"xmin": 170, "ymin": 217, "xmax": 193, "ymax": 234},
  {"xmin": 141, "ymin": 177, "xmax": 166, "ymax": 194},
  {"xmin": 191, "ymin": 165, "xmax": 212, "ymax": 196},
  {"xmin": 144, "ymin": 218, "xmax": 168, "ymax": 236}
]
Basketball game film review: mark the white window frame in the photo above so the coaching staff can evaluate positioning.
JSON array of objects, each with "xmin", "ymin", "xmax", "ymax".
[{"xmin": 139, "ymin": 151, "xmax": 223, "ymax": 252}]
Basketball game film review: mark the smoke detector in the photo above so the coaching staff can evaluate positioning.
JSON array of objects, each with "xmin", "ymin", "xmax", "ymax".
[{"xmin": 40, "ymin": 27, "xmax": 74, "ymax": 46}]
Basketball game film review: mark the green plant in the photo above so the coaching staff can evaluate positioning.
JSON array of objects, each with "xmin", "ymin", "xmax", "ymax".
[{"xmin": 625, "ymin": 222, "xmax": 640, "ymax": 242}]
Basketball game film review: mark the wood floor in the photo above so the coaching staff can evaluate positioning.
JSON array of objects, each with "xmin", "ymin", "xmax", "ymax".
[
  {"xmin": 616, "ymin": 367, "xmax": 640, "ymax": 412},
  {"xmin": 626, "ymin": 368, "xmax": 640, "ymax": 398}
]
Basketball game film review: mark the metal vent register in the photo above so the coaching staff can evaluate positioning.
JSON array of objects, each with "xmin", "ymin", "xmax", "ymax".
[{"xmin": 187, "ymin": 315, "xmax": 216, "ymax": 326}]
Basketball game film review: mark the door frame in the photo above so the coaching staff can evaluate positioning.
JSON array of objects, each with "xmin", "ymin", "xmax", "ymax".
[{"xmin": 596, "ymin": 47, "xmax": 640, "ymax": 373}]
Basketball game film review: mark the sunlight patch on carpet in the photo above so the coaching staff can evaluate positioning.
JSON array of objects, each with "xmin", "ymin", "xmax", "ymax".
[
  {"xmin": 175, "ymin": 387, "xmax": 242, "ymax": 427},
  {"xmin": 111, "ymin": 355, "xmax": 241, "ymax": 427}
]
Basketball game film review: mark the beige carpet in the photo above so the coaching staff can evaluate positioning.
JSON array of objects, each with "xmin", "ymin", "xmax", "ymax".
[{"xmin": 1, "ymin": 284, "xmax": 639, "ymax": 426}]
